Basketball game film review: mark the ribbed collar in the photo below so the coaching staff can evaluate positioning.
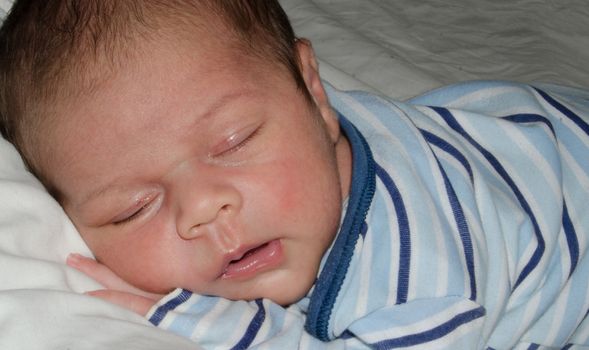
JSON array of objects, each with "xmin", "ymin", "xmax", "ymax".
[{"xmin": 305, "ymin": 113, "xmax": 376, "ymax": 341}]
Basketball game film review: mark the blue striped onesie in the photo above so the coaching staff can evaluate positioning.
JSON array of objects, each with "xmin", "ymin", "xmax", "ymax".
[{"xmin": 146, "ymin": 81, "xmax": 589, "ymax": 349}]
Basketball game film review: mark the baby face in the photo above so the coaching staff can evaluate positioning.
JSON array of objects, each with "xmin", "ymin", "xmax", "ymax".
[{"xmin": 41, "ymin": 37, "xmax": 351, "ymax": 305}]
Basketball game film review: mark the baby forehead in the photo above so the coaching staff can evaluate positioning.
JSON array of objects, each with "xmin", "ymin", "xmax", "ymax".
[{"xmin": 40, "ymin": 68, "xmax": 275, "ymax": 180}]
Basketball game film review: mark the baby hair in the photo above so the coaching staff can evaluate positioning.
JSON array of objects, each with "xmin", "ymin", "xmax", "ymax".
[{"xmin": 0, "ymin": 0, "xmax": 304, "ymax": 180}]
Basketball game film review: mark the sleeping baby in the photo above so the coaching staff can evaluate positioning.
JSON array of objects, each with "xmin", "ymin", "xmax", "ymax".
[{"xmin": 0, "ymin": 0, "xmax": 588, "ymax": 349}]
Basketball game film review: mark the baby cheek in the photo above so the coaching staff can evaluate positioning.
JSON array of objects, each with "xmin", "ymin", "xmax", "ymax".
[
  {"xmin": 103, "ymin": 225, "xmax": 179, "ymax": 293},
  {"xmin": 265, "ymin": 161, "xmax": 309, "ymax": 213}
]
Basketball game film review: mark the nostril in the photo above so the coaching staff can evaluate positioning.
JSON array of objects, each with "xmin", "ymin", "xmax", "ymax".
[
  {"xmin": 179, "ymin": 202, "xmax": 234, "ymax": 240},
  {"xmin": 181, "ymin": 224, "xmax": 203, "ymax": 240},
  {"xmin": 219, "ymin": 204, "xmax": 233, "ymax": 215}
]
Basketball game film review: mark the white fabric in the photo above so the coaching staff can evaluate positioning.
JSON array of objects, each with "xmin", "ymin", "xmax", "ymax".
[
  {"xmin": 0, "ymin": 0, "xmax": 11, "ymax": 14},
  {"xmin": 281, "ymin": 0, "xmax": 589, "ymax": 99},
  {"xmin": 0, "ymin": 0, "xmax": 587, "ymax": 348},
  {"xmin": 0, "ymin": 139, "xmax": 198, "ymax": 350}
]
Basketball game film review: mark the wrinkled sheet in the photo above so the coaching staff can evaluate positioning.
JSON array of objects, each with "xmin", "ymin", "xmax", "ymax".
[
  {"xmin": 282, "ymin": 0, "xmax": 589, "ymax": 99},
  {"xmin": 1, "ymin": 0, "xmax": 587, "ymax": 349}
]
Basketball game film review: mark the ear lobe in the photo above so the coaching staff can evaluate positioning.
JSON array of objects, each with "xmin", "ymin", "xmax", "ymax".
[{"xmin": 296, "ymin": 39, "xmax": 340, "ymax": 143}]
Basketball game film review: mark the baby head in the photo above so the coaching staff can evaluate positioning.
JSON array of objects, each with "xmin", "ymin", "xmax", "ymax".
[{"xmin": 0, "ymin": 0, "xmax": 351, "ymax": 304}]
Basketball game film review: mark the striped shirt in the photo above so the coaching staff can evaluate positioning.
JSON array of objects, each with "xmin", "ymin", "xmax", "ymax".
[{"xmin": 146, "ymin": 81, "xmax": 589, "ymax": 349}]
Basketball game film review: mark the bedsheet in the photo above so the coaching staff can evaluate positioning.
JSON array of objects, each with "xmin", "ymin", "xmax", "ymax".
[
  {"xmin": 282, "ymin": 0, "xmax": 589, "ymax": 99},
  {"xmin": 0, "ymin": 0, "xmax": 587, "ymax": 349}
]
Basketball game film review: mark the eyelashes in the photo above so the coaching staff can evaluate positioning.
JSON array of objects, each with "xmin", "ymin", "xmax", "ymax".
[
  {"xmin": 211, "ymin": 124, "xmax": 262, "ymax": 158},
  {"xmin": 112, "ymin": 194, "xmax": 160, "ymax": 226},
  {"xmin": 112, "ymin": 205, "xmax": 146, "ymax": 225}
]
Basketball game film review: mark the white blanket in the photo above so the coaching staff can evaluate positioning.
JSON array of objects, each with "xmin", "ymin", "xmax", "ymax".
[
  {"xmin": 282, "ymin": 0, "xmax": 589, "ymax": 99},
  {"xmin": 1, "ymin": 0, "xmax": 587, "ymax": 348}
]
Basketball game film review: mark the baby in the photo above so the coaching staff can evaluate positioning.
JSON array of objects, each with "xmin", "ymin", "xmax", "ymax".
[{"xmin": 1, "ymin": 0, "xmax": 588, "ymax": 349}]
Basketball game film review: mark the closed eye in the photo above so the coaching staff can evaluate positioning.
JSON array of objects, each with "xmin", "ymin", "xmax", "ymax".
[
  {"xmin": 112, "ymin": 206, "xmax": 145, "ymax": 225},
  {"xmin": 112, "ymin": 195, "xmax": 160, "ymax": 226},
  {"xmin": 213, "ymin": 124, "xmax": 262, "ymax": 157}
]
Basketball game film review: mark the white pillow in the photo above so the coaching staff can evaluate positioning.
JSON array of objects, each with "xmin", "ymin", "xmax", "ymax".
[{"xmin": 0, "ymin": 137, "xmax": 201, "ymax": 349}]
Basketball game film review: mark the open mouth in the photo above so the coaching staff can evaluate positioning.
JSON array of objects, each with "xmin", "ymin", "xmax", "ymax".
[
  {"xmin": 232, "ymin": 242, "xmax": 269, "ymax": 263},
  {"xmin": 221, "ymin": 240, "xmax": 283, "ymax": 279}
]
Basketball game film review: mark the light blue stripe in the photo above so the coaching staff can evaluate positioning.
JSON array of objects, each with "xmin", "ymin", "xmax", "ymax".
[
  {"xmin": 370, "ymin": 306, "xmax": 486, "ymax": 349},
  {"xmin": 432, "ymin": 106, "xmax": 546, "ymax": 291}
]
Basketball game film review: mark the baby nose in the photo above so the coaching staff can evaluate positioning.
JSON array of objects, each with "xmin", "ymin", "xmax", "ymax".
[
  {"xmin": 174, "ymin": 172, "xmax": 242, "ymax": 240},
  {"xmin": 178, "ymin": 202, "xmax": 231, "ymax": 240}
]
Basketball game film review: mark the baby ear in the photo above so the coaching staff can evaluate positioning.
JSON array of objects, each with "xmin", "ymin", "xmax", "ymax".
[
  {"xmin": 296, "ymin": 39, "xmax": 340, "ymax": 143},
  {"xmin": 296, "ymin": 39, "xmax": 319, "ymax": 82}
]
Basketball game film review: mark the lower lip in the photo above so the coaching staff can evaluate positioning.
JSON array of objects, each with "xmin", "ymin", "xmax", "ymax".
[{"xmin": 221, "ymin": 240, "xmax": 283, "ymax": 279}]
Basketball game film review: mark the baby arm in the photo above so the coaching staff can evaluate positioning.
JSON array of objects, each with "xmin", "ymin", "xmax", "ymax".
[
  {"xmin": 144, "ymin": 288, "xmax": 348, "ymax": 349},
  {"xmin": 65, "ymin": 254, "xmax": 348, "ymax": 348},
  {"xmin": 145, "ymin": 289, "xmax": 486, "ymax": 349},
  {"xmin": 66, "ymin": 255, "xmax": 486, "ymax": 348},
  {"xmin": 66, "ymin": 254, "xmax": 163, "ymax": 316}
]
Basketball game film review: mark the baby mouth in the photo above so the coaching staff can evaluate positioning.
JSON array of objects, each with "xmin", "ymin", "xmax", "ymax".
[{"xmin": 221, "ymin": 240, "xmax": 283, "ymax": 279}]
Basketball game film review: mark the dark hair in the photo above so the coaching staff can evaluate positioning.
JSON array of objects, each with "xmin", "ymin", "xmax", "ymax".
[{"xmin": 0, "ymin": 0, "xmax": 304, "ymax": 177}]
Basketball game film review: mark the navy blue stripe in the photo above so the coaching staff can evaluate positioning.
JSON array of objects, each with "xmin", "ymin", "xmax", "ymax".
[
  {"xmin": 420, "ymin": 129, "xmax": 474, "ymax": 184},
  {"xmin": 527, "ymin": 344, "xmax": 540, "ymax": 350},
  {"xmin": 435, "ymin": 157, "xmax": 477, "ymax": 301},
  {"xmin": 148, "ymin": 289, "xmax": 193, "ymax": 326},
  {"xmin": 420, "ymin": 128, "xmax": 477, "ymax": 298},
  {"xmin": 534, "ymin": 88, "xmax": 589, "ymax": 137},
  {"xmin": 371, "ymin": 306, "xmax": 486, "ymax": 349},
  {"xmin": 360, "ymin": 220, "xmax": 368, "ymax": 239},
  {"xmin": 432, "ymin": 107, "xmax": 545, "ymax": 290},
  {"xmin": 562, "ymin": 203, "xmax": 579, "ymax": 278},
  {"xmin": 562, "ymin": 344, "xmax": 574, "ymax": 350},
  {"xmin": 230, "ymin": 299, "xmax": 266, "ymax": 350},
  {"xmin": 341, "ymin": 330, "xmax": 356, "ymax": 339},
  {"xmin": 502, "ymin": 113, "xmax": 556, "ymax": 137},
  {"xmin": 375, "ymin": 163, "xmax": 411, "ymax": 305}
]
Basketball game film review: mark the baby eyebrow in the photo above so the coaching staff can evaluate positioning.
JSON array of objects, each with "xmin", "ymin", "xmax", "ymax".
[
  {"xmin": 77, "ymin": 176, "xmax": 130, "ymax": 208},
  {"xmin": 194, "ymin": 90, "xmax": 254, "ymax": 125}
]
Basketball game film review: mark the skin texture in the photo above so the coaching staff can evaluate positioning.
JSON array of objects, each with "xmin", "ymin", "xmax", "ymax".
[{"xmin": 46, "ymin": 34, "xmax": 352, "ymax": 311}]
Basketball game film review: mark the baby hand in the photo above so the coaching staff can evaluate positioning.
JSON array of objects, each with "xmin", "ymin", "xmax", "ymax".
[{"xmin": 67, "ymin": 253, "xmax": 164, "ymax": 316}]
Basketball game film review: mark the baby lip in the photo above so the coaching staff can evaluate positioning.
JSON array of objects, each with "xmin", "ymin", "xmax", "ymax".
[
  {"xmin": 231, "ymin": 243, "xmax": 268, "ymax": 263},
  {"xmin": 218, "ymin": 243, "xmax": 260, "ymax": 276},
  {"xmin": 220, "ymin": 240, "xmax": 282, "ymax": 279}
]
